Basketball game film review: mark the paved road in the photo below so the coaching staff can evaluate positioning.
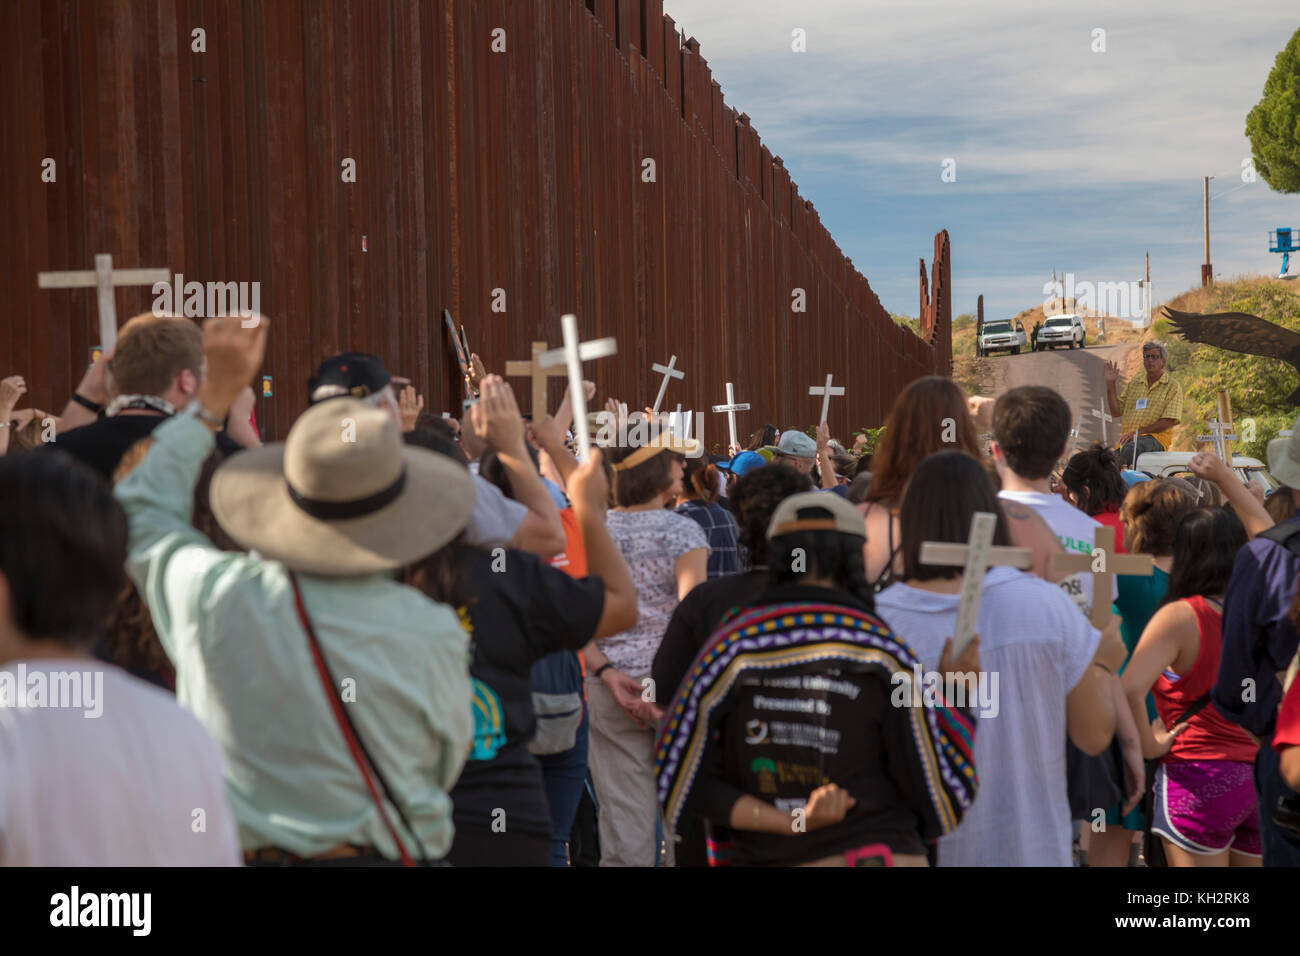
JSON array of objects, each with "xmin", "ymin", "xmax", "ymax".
[{"xmin": 987, "ymin": 341, "xmax": 1138, "ymax": 450}]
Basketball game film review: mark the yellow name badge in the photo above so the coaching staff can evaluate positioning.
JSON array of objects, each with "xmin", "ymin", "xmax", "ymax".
[
  {"xmin": 262, "ymin": 376, "xmax": 273, "ymax": 398},
  {"xmin": 1135, "ymin": 398, "xmax": 1148, "ymax": 410}
]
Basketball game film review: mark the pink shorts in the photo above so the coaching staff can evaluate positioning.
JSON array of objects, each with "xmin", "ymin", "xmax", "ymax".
[{"xmin": 1152, "ymin": 760, "xmax": 1261, "ymax": 857}]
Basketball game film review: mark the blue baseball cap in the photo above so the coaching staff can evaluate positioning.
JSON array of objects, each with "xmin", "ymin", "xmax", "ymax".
[
  {"xmin": 1120, "ymin": 469, "xmax": 1151, "ymax": 487},
  {"xmin": 720, "ymin": 451, "xmax": 767, "ymax": 477}
]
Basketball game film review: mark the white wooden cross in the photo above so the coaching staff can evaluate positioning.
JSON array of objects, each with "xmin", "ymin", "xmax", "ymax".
[
  {"xmin": 1050, "ymin": 525, "xmax": 1154, "ymax": 628},
  {"xmin": 538, "ymin": 314, "xmax": 617, "ymax": 461},
  {"xmin": 1197, "ymin": 418, "xmax": 1238, "ymax": 464},
  {"xmin": 1090, "ymin": 406, "xmax": 1117, "ymax": 447},
  {"xmin": 1068, "ymin": 413, "xmax": 1084, "ymax": 459},
  {"xmin": 1216, "ymin": 389, "xmax": 1236, "ymax": 463},
  {"xmin": 670, "ymin": 402, "xmax": 692, "ymax": 440},
  {"xmin": 506, "ymin": 340, "xmax": 567, "ymax": 419},
  {"xmin": 919, "ymin": 511, "xmax": 1033, "ymax": 656},
  {"xmin": 809, "ymin": 373, "xmax": 845, "ymax": 427},
  {"xmin": 651, "ymin": 355, "xmax": 685, "ymax": 414},
  {"xmin": 711, "ymin": 382, "xmax": 750, "ymax": 452},
  {"xmin": 38, "ymin": 253, "xmax": 170, "ymax": 351}
]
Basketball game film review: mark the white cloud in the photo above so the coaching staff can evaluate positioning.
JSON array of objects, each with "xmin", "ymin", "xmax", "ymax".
[{"xmin": 663, "ymin": 0, "xmax": 1299, "ymax": 317}]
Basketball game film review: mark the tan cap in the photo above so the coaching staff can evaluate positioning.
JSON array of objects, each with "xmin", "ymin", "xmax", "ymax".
[{"xmin": 766, "ymin": 491, "xmax": 867, "ymax": 540}]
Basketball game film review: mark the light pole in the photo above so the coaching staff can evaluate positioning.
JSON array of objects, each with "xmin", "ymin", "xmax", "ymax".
[{"xmin": 1202, "ymin": 176, "xmax": 1214, "ymax": 287}]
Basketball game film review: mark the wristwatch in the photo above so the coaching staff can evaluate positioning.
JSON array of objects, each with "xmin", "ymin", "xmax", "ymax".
[{"xmin": 182, "ymin": 398, "xmax": 225, "ymax": 430}]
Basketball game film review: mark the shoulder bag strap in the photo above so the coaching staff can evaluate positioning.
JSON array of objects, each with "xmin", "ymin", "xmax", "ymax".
[{"xmin": 290, "ymin": 572, "xmax": 427, "ymax": 866}]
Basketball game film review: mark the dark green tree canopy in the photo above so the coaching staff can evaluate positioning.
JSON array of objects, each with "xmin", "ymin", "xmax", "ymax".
[{"xmin": 1247, "ymin": 28, "xmax": 1300, "ymax": 194}]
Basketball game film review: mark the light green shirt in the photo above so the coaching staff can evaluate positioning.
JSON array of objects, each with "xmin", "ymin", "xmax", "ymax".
[{"xmin": 115, "ymin": 414, "xmax": 472, "ymax": 859}]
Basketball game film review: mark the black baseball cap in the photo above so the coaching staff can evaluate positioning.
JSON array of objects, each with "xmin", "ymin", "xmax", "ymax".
[{"xmin": 307, "ymin": 352, "xmax": 392, "ymax": 405}]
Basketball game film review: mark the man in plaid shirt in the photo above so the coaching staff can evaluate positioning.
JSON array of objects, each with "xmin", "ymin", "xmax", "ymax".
[{"xmin": 1104, "ymin": 341, "xmax": 1183, "ymax": 464}]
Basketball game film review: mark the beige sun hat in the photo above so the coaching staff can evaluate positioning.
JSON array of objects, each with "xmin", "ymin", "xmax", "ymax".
[
  {"xmin": 1268, "ymin": 413, "xmax": 1300, "ymax": 490},
  {"xmin": 209, "ymin": 398, "xmax": 475, "ymax": 576}
]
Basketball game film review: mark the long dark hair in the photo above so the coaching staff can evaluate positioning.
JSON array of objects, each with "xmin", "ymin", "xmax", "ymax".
[
  {"xmin": 1061, "ymin": 442, "xmax": 1127, "ymax": 516},
  {"xmin": 866, "ymin": 377, "xmax": 983, "ymax": 506},
  {"xmin": 769, "ymin": 528, "xmax": 874, "ymax": 609},
  {"xmin": 747, "ymin": 424, "xmax": 778, "ymax": 451},
  {"xmin": 899, "ymin": 450, "xmax": 1013, "ymax": 581},
  {"xmin": 1160, "ymin": 507, "xmax": 1247, "ymax": 606}
]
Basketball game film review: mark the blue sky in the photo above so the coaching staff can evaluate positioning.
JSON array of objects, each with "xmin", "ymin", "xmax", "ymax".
[{"xmin": 664, "ymin": 0, "xmax": 1299, "ymax": 322}]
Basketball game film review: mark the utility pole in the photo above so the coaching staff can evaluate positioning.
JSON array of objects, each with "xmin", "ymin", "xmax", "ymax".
[
  {"xmin": 1145, "ymin": 251, "xmax": 1151, "ymax": 326},
  {"xmin": 1202, "ymin": 176, "xmax": 1214, "ymax": 287}
]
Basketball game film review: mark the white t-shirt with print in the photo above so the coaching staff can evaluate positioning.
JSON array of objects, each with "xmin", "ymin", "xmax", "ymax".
[
  {"xmin": 602, "ymin": 509, "xmax": 709, "ymax": 676},
  {"xmin": 997, "ymin": 489, "xmax": 1117, "ymax": 616},
  {"xmin": 875, "ymin": 567, "xmax": 1101, "ymax": 866}
]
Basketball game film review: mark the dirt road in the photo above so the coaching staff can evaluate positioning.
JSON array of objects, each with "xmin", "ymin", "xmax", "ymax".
[{"xmin": 986, "ymin": 341, "xmax": 1138, "ymax": 449}]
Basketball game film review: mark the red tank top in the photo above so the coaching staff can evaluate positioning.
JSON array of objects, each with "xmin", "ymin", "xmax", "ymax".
[
  {"xmin": 1153, "ymin": 596, "xmax": 1257, "ymax": 764},
  {"xmin": 1094, "ymin": 508, "xmax": 1126, "ymax": 553}
]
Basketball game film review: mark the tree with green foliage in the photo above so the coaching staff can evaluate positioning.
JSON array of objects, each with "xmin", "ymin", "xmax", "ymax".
[{"xmin": 1246, "ymin": 28, "xmax": 1300, "ymax": 194}]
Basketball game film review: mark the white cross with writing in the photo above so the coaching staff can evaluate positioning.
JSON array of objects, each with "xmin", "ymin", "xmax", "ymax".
[
  {"xmin": 538, "ymin": 314, "xmax": 617, "ymax": 461},
  {"xmin": 1196, "ymin": 418, "xmax": 1238, "ymax": 464},
  {"xmin": 38, "ymin": 253, "xmax": 170, "ymax": 351},
  {"xmin": 1090, "ymin": 406, "xmax": 1117, "ymax": 447},
  {"xmin": 1068, "ymin": 413, "xmax": 1084, "ymax": 459},
  {"xmin": 711, "ymin": 382, "xmax": 750, "ymax": 452},
  {"xmin": 809, "ymin": 373, "xmax": 846, "ymax": 427}
]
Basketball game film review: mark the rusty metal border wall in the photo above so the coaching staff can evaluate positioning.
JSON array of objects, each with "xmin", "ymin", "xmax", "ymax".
[{"xmin": 2, "ymin": 0, "xmax": 951, "ymax": 443}]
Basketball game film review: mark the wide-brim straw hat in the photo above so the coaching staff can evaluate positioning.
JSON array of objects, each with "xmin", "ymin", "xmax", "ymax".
[
  {"xmin": 1268, "ymin": 413, "xmax": 1300, "ymax": 490},
  {"xmin": 608, "ymin": 429, "xmax": 703, "ymax": 470},
  {"xmin": 209, "ymin": 398, "xmax": 475, "ymax": 576}
]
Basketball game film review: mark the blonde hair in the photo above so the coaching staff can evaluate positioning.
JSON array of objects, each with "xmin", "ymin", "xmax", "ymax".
[{"xmin": 110, "ymin": 313, "xmax": 203, "ymax": 397}]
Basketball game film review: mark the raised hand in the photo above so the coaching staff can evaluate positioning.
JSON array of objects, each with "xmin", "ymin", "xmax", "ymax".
[
  {"xmin": 0, "ymin": 375, "xmax": 27, "ymax": 413},
  {"xmin": 967, "ymin": 395, "xmax": 994, "ymax": 431},
  {"xmin": 1104, "ymin": 360, "xmax": 1119, "ymax": 385},
  {"xmin": 1188, "ymin": 450, "xmax": 1231, "ymax": 485},
  {"xmin": 197, "ymin": 314, "xmax": 269, "ymax": 418},
  {"xmin": 76, "ymin": 347, "xmax": 115, "ymax": 405},
  {"xmin": 399, "ymin": 385, "xmax": 425, "ymax": 432},
  {"xmin": 567, "ymin": 446, "xmax": 609, "ymax": 513},
  {"xmin": 464, "ymin": 353, "xmax": 487, "ymax": 397},
  {"xmin": 470, "ymin": 375, "xmax": 526, "ymax": 453}
]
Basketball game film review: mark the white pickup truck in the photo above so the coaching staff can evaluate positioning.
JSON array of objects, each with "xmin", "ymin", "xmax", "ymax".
[
  {"xmin": 977, "ymin": 319, "xmax": 1028, "ymax": 356},
  {"xmin": 1035, "ymin": 314, "xmax": 1086, "ymax": 350},
  {"xmin": 1134, "ymin": 451, "xmax": 1280, "ymax": 499}
]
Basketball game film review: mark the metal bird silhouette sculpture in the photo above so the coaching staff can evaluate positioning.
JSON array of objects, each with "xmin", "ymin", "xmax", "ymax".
[{"xmin": 1164, "ymin": 307, "xmax": 1300, "ymax": 406}]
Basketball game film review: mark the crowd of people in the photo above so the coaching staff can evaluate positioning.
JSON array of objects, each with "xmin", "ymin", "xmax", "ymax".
[{"xmin": 2, "ymin": 310, "xmax": 1300, "ymax": 868}]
